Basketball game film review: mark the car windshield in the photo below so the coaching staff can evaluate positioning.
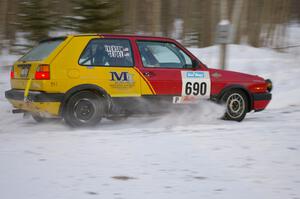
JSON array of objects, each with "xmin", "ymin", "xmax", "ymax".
[{"xmin": 19, "ymin": 38, "xmax": 65, "ymax": 61}]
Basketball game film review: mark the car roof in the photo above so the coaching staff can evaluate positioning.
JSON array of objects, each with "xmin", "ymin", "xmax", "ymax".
[
  {"xmin": 70, "ymin": 33, "xmax": 175, "ymax": 41},
  {"xmin": 38, "ymin": 34, "xmax": 178, "ymax": 45}
]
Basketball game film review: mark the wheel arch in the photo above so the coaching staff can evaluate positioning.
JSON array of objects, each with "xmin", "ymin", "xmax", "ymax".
[
  {"xmin": 59, "ymin": 84, "xmax": 111, "ymax": 116},
  {"xmin": 217, "ymin": 85, "xmax": 253, "ymax": 112}
]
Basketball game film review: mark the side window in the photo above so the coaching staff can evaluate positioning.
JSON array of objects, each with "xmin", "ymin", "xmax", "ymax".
[
  {"xmin": 79, "ymin": 39, "xmax": 134, "ymax": 67},
  {"xmin": 137, "ymin": 41, "xmax": 193, "ymax": 68}
]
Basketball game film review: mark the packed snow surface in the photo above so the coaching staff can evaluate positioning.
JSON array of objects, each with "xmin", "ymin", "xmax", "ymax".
[{"xmin": 0, "ymin": 45, "xmax": 300, "ymax": 199}]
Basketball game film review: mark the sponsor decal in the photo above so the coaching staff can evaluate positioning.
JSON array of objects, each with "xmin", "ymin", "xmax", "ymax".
[
  {"xmin": 173, "ymin": 96, "xmax": 200, "ymax": 104},
  {"xmin": 109, "ymin": 71, "xmax": 135, "ymax": 89},
  {"xmin": 104, "ymin": 45, "xmax": 130, "ymax": 58},
  {"xmin": 211, "ymin": 72, "xmax": 221, "ymax": 78},
  {"xmin": 181, "ymin": 71, "xmax": 211, "ymax": 99},
  {"xmin": 110, "ymin": 72, "xmax": 130, "ymax": 81},
  {"xmin": 186, "ymin": 71, "xmax": 205, "ymax": 78}
]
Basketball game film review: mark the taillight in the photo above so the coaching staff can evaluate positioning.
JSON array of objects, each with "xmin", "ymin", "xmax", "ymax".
[
  {"xmin": 10, "ymin": 66, "xmax": 14, "ymax": 79},
  {"xmin": 35, "ymin": 64, "xmax": 50, "ymax": 80}
]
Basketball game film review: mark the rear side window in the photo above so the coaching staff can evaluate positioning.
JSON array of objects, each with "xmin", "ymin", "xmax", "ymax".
[
  {"xmin": 19, "ymin": 38, "xmax": 65, "ymax": 61},
  {"xmin": 79, "ymin": 39, "xmax": 134, "ymax": 67}
]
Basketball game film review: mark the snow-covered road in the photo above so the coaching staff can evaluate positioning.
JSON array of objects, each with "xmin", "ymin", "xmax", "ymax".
[{"xmin": 0, "ymin": 45, "xmax": 300, "ymax": 199}]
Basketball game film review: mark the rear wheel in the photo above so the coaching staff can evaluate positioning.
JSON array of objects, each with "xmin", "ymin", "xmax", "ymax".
[
  {"xmin": 32, "ymin": 113, "xmax": 45, "ymax": 123},
  {"xmin": 221, "ymin": 89, "xmax": 248, "ymax": 122},
  {"xmin": 63, "ymin": 91, "xmax": 105, "ymax": 127},
  {"xmin": 31, "ymin": 113, "xmax": 61, "ymax": 123}
]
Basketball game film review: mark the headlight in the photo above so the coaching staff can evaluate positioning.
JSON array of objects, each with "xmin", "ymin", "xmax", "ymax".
[{"xmin": 265, "ymin": 79, "xmax": 273, "ymax": 92}]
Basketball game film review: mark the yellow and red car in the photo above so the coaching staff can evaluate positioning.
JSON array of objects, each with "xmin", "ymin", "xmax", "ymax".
[{"xmin": 5, "ymin": 34, "xmax": 272, "ymax": 127}]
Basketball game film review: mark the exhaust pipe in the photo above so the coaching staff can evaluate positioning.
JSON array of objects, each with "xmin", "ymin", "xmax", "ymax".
[{"xmin": 12, "ymin": 109, "xmax": 26, "ymax": 114}]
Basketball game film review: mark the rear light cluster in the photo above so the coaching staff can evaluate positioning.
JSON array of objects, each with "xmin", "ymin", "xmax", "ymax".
[
  {"xmin": 10, "ymin": 66, "xmax": 14, "ymax": 79},
  {"xmin": 35, "ymin": 64, "xmax": 50, "ymax": 80}
]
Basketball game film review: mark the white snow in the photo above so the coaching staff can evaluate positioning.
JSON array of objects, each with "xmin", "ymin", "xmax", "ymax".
[
  {"xmin": 0, "ymin": 49, "xmax": 20, "ymax": 67},
  {"xmin": 218, "ymin": 19, "xmax": 230, "ymax": 25},
  {"xmin": 1, "ymin": 44, "xmax": 300, "ymax": 199}
]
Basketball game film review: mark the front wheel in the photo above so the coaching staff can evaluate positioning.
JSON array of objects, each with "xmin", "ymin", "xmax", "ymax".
[
  {"xmin": 221, "ymin": 89, "xmax": 248, "ymax": 122},
  {"xmin": 63, "ymin": 91, "xmax": 105, "ymax": 127}
]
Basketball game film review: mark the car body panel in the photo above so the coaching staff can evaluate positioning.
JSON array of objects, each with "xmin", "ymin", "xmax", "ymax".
[{"xmin": 9, "ymin": 99, "xmax": 61, "ymax": 116}]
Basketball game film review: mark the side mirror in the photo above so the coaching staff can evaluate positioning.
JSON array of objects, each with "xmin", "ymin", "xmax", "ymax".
[{"xmin": 192, "ymin": 60, "xmax": 199, "ymax": 69}]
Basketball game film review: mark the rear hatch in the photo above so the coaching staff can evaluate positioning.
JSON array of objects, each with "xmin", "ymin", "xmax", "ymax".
[{"xmin": 11, "ymin": 37, "xmax": 66, "ymax": 90}]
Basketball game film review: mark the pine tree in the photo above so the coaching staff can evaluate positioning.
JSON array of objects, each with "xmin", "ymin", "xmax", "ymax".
[
  {"xmin": 17, "ymin": 0, "xmax": 52, "ymax": 44},
  {"xmin": 66, "ymin": 0, "xmax": 121, "ymax": 33}
]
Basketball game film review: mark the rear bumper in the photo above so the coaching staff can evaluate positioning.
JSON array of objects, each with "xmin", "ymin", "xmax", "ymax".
[
  {"xmin": 5, "ymin": 89, "xmax": 63, "ymax": 116},
  {"xmin": 252, "ymin": 92, "xmax": 272, "ymax": 111},
  {"xmin": 5, "ymin": 89, "xmax": 64, "ymax": 102}
]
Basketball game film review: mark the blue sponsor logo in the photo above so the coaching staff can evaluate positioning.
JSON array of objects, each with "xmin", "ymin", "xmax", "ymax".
[
  {"xmin": 110, "ymin": 72, "xmax": 129, "ymax": 81},
  {"xmin": 186, "ymin": 71, "xmax": 205, "ymax": 78}
]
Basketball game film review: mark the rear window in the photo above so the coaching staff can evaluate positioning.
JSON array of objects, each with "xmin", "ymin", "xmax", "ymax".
[{"xmin": 19, "ymin": 38, "xmax": 65, "ymax": 61}]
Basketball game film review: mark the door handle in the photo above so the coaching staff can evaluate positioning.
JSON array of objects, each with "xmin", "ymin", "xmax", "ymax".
[{"xmin": 143, "ymin": 71, "xmax": 155, "ymax": 77}]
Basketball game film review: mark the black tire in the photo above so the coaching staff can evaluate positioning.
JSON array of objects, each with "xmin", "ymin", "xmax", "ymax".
[
  {"xmin": 32, "ymin": 113, "xmax": 46, "ymax": 123},
  {"xmin": 63, "ymin": 91, "xmax": 105, "ymax": 127},
  {"xmin": 32, "ymin": 113, "xmax": 62, "ymax": 123},
  {"xmin": 221, "ymin": 89, "xmax": 248, "ymax": 122},
  {"xmin": 107, "ymin": 116, "xmax": 128, "ymax": 122}
]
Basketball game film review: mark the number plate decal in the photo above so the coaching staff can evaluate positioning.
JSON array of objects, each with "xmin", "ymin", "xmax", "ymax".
[
  {"xmin": 181, "ymin": 71, "xmax": 211, "ymax": 98},
  {"xmin": 21, "ymin": 68, "xmax": 29, "ymax": 78}
]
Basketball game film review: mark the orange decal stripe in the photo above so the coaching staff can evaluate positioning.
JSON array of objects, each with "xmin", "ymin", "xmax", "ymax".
[{"xmin": 134, "ymin": 67, "xmax": 156, "ymax": 95}]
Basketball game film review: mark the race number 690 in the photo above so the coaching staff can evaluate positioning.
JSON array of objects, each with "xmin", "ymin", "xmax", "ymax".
[{"xmin": 185, "ymin": 82, "xmax": 207, "ymax": 96}]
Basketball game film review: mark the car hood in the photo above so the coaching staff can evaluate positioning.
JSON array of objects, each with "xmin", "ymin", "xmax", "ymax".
[{"xmin": 208, "ymin": 68, "xmax": 265, "ymax": 83}]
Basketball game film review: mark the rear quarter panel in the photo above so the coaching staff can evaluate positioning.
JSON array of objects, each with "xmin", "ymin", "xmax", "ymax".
[{"xmin": 10, "ymin": 37, "xmax": 73, "ymax": 91}]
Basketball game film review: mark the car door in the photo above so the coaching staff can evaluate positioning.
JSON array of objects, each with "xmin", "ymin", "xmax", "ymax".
[
  {"xmin": 136, "ymin": 40, "xmax": 211, "ymax": 103},
  {"xmin": 77, "ymin": 38, "xmax": 142, "ymax": 97}
]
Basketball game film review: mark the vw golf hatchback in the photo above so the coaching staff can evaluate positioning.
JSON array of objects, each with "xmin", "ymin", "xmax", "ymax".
[{"xmin": 5, "ymin": 34, "xmax": 272, "ymax": 127}]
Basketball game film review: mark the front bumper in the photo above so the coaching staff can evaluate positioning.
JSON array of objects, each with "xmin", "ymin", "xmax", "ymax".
[
  {"xmin": 252, "ymin": 92, "xmax": 272, "ymax": 111},
  {"xmin": 253, "ymin": 92, "xmax": 272, "ymax": 101}
]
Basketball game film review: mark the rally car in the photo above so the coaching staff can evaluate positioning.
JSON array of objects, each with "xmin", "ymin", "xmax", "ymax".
[{"xmin": 5, "ymin": 34, "xmax": 272, "ymax": 127}]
